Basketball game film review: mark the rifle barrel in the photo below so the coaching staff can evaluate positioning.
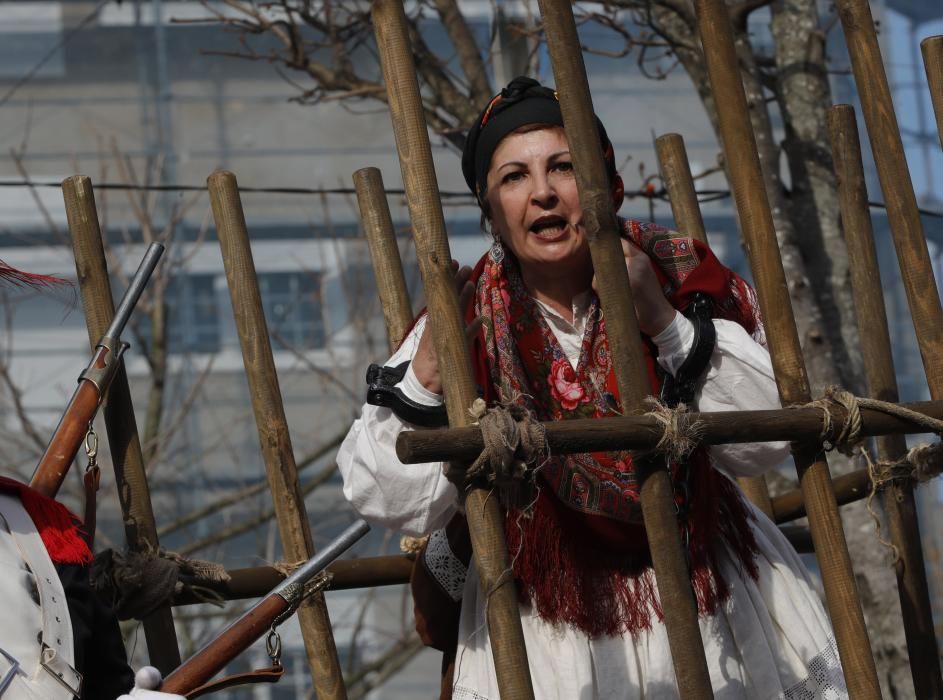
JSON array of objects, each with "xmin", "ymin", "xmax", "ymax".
[
  {"xmin": 104, "ymin": 242, "xmax": 164, "ymax": 341},
  {"xmin": 160, "ymin": 519, "xmax": 370, "ymax": 696},
  {"xmin": 275, "ymin": 519, "xmax": 371, "ymax": 599}
]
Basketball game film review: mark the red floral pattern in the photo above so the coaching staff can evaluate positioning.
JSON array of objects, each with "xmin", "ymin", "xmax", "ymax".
[{"xmin": 548, "ymin": 358, "xmax": 589, "ymax": 410}]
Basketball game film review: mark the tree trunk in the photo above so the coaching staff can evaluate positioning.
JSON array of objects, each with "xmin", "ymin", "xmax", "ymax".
[
  {"xmin": 771, "ymin": 0, "xmax": 863, "ymax": 391},
  {"xmin": 771, "ymin": 2, "xmax": 912, "ymax": 696},
  {"xmin": 651, "ymin": 2, "xmax": 837, "ymax": 392}
]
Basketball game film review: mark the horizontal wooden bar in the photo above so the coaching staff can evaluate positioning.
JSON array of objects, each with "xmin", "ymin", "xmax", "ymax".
[
  {"xmin": 772, "ymin": 469, "xmax": 871, "ymax": 524},
  {"xmin": 172, "ymin": 555, "xmax": 416, "ymax": 606},
  {"xmin": 169, "ymin": 531, "xmax": 822, "ymax": 607},
  {"xmin": 397, "ymin": 401, "xmax": 943, "ymax": 464}
]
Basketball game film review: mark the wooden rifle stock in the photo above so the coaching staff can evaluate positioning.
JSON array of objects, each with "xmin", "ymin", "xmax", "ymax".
[
  {"xmin": 30, "ymin": 243, "xmax": 164, "ymax": 497},
  {"xmin": 160, "ymin": 519, "xmax": 370, "ymax": 697}
]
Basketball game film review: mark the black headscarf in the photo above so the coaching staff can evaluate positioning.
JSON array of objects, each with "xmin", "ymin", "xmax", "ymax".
[{"xmin": 461, "ymin": 76, "xmax": 617, "ymax": 206}]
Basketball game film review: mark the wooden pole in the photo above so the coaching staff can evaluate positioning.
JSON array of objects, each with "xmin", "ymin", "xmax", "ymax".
[
  {"xmin": 829, "ymin": 103, "xmax": 943, "ymax": 698},
  {"xmin": 397, "ymin": 399, "xmax": 943, "ymax": 464},
  {"xmin": 921, "ymin": 36, "xmax": 943, "ymax": 150},
  {"xmin": 693, "ymin": 1, "xmax": 881, "ymax": 695},
  {"xmin": 353, "ymin": 167, "xmax": 414, "ymax": 351},
  {"xmin": 207, "ymin": 171, "xmax": 347, "ymax": 700},
  {"xmin": 61, "ymin": 175, "xmax": 182, "ymax": 673},
  {"xmin": 835, "ymin": 0, "xmax": 943, "ymax": 391},
  {"xmin": 655, "ymin": 132, "xmax": 774, "ymax": 519},
  {"xmin": 537, "ymin": 1, "xmax": 713, "ymax": 696},
  {"xmin": 172, "ymin": 555, "xmax": 417, "ymax": 605},
  {"xmin": 772, "ymin": 469, "xmax": 872, "ymax": 524},
  {"xmin": 370, "ymin": 3, "xmax": 533, "ymax": 696},
  {"xmin": 655, "ymin": 133, "xmax": 709, "ymax": 245}
]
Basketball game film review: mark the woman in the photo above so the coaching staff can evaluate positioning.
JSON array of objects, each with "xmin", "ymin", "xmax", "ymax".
[{"xmin": 338, "ymin": 77, "xmax": 845, "ymax": 699}]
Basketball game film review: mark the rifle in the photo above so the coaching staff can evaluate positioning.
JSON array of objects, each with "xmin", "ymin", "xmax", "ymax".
[
  {"xmin": 160, "ymin": 519, "xmax": 370, "ymax": 697},
  {"xmin": 29, "ymin": 243, "xmax": 165, "ymax": 498}
]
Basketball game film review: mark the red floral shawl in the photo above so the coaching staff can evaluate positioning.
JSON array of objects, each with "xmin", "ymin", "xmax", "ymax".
[{"xmin": 465, "ymin": 219, "xmax": 762, "ymax": 636}]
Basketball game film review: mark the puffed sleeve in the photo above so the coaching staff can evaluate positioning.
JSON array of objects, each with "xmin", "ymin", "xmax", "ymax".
[
  {"xmin": 652, "ymin": 312, "xmax": 791, "ymax": 477},
  {"xmin": 337, "ymin": 315, "xmax": 461, "ymax": 536}
]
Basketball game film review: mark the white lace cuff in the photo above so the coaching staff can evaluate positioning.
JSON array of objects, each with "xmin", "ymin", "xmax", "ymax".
[{"xmin": 423, "ymin": 528, "xmax": 467, "ymax": 602}]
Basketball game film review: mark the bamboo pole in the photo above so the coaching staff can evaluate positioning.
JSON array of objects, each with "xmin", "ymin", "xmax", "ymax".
[
  {"xmin": 829, "ymin": 103, "xmax": 943, "ymax": 697},
  {"xmin": 353, "ymin": 167, "xmax": 414, "ymax": 351},
  {"xmin": 397, "ymin": 399, "xmax": 943, "ymax": 463},
  {"xmin": 207, "ymin": 171, "xmax": 347, "ymax": 700},
  {"xmin": 921, "ymin": 36, "xmax": 943, "ymax": 150},
  {"xmin": 836, "ymin": 0, "xmax": 943, "ymax": 391},
  {"xmin": 693, "ymin": 1, "xmax": 880, "ymax": 695},
  {"xmin": 538, "ymin": 1, "xmax": 712, "ymax": 696},
  {"xmin": 61, "ymin": 175, "xmax": 181, "ymax": 673},
  {"xmin": 370, "ymin": 2, "xmax": 533, "ymax": 696},
  {"xmin": 655, "ymin": 133, "xmax": 774, "ymax": 519}
]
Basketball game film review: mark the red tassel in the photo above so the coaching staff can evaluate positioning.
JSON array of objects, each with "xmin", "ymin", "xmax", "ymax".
[
  {"xmin": 0, "ymin": 477, "xmax": 92, "ymax": 565},
  {"xmin": 0, "ymin": 260, "xmax": 68, "ymax": 289},
  {"xmin": 505, "ymin": 452, "xmax": 760, "ymax": 637}
]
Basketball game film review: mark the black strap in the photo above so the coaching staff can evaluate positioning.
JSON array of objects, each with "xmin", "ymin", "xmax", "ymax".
[
  {"xmin": 658, "ymin": 293, "xmax": 717, "ymax": 408},
  {"xmin": 366, "ymin": 361, "xmax": 449, "ymax": 427}
]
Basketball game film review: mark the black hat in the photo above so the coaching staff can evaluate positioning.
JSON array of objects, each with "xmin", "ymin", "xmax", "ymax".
[{"xmin": 461, "ymin": 76, "xmax": 616, "ymax": 205}]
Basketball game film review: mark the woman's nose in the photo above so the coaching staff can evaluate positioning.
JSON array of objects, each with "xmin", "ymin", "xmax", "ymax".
[{"xmin": 531, "ymin": 173, "xmax": 557, "ymax": 207}]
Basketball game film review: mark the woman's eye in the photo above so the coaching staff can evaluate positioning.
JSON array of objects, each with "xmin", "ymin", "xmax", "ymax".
[
  {"xmin": 502, "ymin": 171, "xmax": 524, "ymax": 184},
  {"xmin": 553, "ymin": 161, "xmax": 574, "ymax": 173}
]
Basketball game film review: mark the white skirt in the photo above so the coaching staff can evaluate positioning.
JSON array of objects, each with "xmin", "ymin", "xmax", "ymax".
[{"xmin": 451, "ymin": 505, "xmax": 847, "ymax": 700}]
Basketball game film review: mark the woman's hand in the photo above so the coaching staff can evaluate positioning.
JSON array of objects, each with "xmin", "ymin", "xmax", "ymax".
[
  {"xmin": 411, "ymin": 262, "xmax": 479, "ymax": 395},
  {"xmin": 594, "ymin": 238, "xmax": 676, "ymax": 337}
]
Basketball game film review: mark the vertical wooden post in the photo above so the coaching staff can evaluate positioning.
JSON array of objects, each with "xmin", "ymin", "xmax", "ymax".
[
  {"xmin": 537, "ymin": 1, "xmax": 713, "ymax": 696},
  {"xmin": 370, "ymin": 1, "xmax": 534, "ymax": 697},
  {"xmin": 353, "ymin": 167, "xmax": 414, "ymax": 351},
  {"xmin": 921, "ymin": 36, "xmax": 943, "ymax": 150},
  {"xmin": 655, "ymin": 134, "xmax": 709, "ymax": 245},
  {"xmin": 207, "ymin": 171, "xmax": 347, "ymax": 700},
  {"xmin": 692, "ymin": 1, "xmax": 881, "ymax": 696},
  {"xmin": 828, "ymin": 103, "xmax": 943, "ymax": 698},
  {"xmin": 61, "ymin": 175, "xmax": 182, "ymax": 673},
  {"xmin": 655, "ymin": 133, "xmax": 774, "ymax": 520},
  {"xmin": 835, "ymin": 0, "xmax": 943, "ymax": 391}
]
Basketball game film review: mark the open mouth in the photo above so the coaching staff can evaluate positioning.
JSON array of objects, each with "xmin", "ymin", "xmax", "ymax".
[{"xmin": 529, "ymin": 216, "xmax": 569, "ymax": 238}]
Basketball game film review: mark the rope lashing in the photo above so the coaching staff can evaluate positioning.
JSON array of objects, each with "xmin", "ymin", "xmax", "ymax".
[
  {"xmin": 460, "ymin": 399, "xmax": 547, "ymax": 505},
  {"xmin": 862, "ymin": 442, "xmax": 943, "ymax": 564},
  {"xmin": 802, "ymin": 386, "xmax": 943, "ymax": 562},
  {"xmin": 458, "ymin": 398, "xmax": 706, "ymax": 492},
  {"xmin": 91, "ymin": 546, "xmax": 229, "ymax": 620},
  {"xmin": 644, "ymin": 398, "xmax": 704, "ymax": 463},
  {"xmin": 804, "ymin": 386, "xmax": 943, "ymax": 455},
  {"xmin": 867, "ymin": 441, "xmax": 943, "ymax": 490}
]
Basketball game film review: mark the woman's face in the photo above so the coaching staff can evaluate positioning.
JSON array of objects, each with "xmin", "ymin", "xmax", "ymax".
[{"xmin": 484, "ymin": 126, "xmax": 591, "ymax": 277}]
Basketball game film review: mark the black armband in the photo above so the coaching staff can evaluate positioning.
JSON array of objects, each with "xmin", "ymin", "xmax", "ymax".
[
  {"xmin": 658, "ymin": 293, "xmax": 716, "ymax": 408},
  {"xmin": 366, "ymin": 361, "xmax": 450, "ymax": 427}
]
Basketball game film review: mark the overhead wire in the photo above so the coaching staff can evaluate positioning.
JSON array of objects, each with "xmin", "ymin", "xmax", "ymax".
[{"xmin": 0, "ymin": 179, "xmax": 940, "ymax": 218}]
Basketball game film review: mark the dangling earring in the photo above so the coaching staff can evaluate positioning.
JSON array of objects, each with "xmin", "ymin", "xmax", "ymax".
[{"xmin": 489, "ymin": 234, "xmax": 505, "ymax": 265}]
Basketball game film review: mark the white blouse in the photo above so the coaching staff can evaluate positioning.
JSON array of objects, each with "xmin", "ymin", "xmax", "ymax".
[{"xmin": 337, "ymin": 308, "xmax": 848, "ymax": 699}]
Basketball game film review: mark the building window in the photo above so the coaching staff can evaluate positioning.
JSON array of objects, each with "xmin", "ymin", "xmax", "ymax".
[
  {"xmin": 258, "ymin": 271, "xmax": 325, "ymax": 350},
  {"xmin": 122, "ymin": 273, "xmax": 220, "ymax": 355},
  {"xmin": 167, "ymin": 274, "xmax": 220, "ymax": 353}
]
